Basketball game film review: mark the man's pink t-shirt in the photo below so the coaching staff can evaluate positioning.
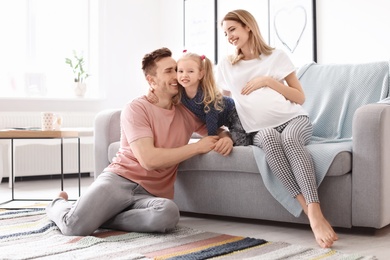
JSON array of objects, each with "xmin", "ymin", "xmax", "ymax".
[{"xmin": 104, "ymin": 96, "xmax": 206, "ymax": 199}]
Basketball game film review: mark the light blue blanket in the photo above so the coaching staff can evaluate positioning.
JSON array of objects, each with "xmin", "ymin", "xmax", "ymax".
[{"xmin": 252, "ymin": 61, "xmax": 390, "ymax": 217}]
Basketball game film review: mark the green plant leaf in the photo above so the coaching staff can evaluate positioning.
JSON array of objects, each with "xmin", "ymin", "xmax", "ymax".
[{"xmin": 66, "ymin": 50, "xmax": 89, "ymax": 83}]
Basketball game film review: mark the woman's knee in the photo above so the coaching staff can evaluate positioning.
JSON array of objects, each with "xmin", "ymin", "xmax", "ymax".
[{"xmin": 254, "ymin": 128, "xmax": 280, "ymax": 147}]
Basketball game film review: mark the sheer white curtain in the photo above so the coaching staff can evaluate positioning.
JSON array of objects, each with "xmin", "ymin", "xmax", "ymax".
[{"xmin": 0, "ymin": 0, "xmax": 98, "ymax": 98}]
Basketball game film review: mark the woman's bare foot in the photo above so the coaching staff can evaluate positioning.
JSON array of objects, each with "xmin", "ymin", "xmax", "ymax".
[
  {"xmin": 57, "ymin": 191, "xmax": 68, "ymax": 201},
  {"xmin": 308, "ymin": 203, "xmax": 338, "ymax": 248},
  {"xmin": 296, "ymin": 194, "xmax": 308, "ymax": 215}
]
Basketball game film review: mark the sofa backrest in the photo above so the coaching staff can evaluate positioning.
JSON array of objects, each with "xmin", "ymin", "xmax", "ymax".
[{"xmin": 297, "ymin": 61, "xmax": 390, "ymax": 140}]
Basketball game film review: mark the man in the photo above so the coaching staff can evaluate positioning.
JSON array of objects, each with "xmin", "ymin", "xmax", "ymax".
[{"xmin": 46, "ymin": 47, "xmax": 233, "ymax": 236}]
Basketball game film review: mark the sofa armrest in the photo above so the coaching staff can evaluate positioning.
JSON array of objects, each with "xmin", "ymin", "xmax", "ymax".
[
  {"xmin": 352, "ymin": 103, "xmax": 390, "ymax": 228},
  {"xmin": 94, "ymin": 109, "xmax": 121, "ymax": 178}
]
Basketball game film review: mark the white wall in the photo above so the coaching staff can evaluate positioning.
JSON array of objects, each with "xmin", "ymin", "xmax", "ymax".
[
  {"xmin": 317, "ymin": 0, "xmax": 390, "ymax": 63},
  {"xmin": 101, "ymin": 0, "xmax": 390, "ymax": 109},
  {"xmin": 98, "ymin": 0, "xmax": 184, "ymax": 110},
  {"xmin": 0, "ymin": 0, "xmax": 184, "ymax": 113},
  {"xmin": 1, "ymin": 0, "xmax": 389, "ymax": 113}
]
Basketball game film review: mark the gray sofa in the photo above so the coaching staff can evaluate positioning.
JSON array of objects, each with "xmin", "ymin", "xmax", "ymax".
[{"xmin": 94, "ymin": 61, "xmax": 390, "ymax": 229}]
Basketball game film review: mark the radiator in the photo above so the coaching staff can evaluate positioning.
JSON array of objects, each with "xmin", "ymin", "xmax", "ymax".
[{"xmin": 0, "ymin": 112, "xmax": 96, "ymax": 182}]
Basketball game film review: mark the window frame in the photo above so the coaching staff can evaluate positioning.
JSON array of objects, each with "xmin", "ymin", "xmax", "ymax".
[{"xmin": 0, "ymin": 0, "xmax": 100, "ymax": 100}]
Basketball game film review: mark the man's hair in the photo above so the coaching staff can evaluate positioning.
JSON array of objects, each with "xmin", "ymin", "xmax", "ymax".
[{"xmin": 141, "ymin": 47, "xmax": 172, "ymax": 76}]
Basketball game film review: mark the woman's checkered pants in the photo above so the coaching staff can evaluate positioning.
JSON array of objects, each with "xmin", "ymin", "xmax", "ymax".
[{"xmin": 253, "ymin": 115, "xmax": 319, "ymax": 204}]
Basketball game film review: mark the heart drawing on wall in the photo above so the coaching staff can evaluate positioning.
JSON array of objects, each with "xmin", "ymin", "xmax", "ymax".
[{"xmin": 273, "ymin": 5, "xmax": 307, "ymax": 53}]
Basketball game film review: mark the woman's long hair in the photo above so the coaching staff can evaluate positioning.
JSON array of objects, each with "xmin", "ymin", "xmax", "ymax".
[{"xmin": 221, "ymin": 9, "xmax": 274, "ymax": 65}]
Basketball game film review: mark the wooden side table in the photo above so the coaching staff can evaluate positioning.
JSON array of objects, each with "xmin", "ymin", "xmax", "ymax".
[{"xmin": 0, "ymin": 129, "xmax": 82, "ymax": 207}]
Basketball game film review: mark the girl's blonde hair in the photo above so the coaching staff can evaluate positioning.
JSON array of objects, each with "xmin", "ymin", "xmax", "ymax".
[
  {"xmin": 221, "ymin": 9, "xmax": 274, "ymax": 65},
  {"xmin": 177, "ymin": 52, "xmax": 224, "ymax": 112}
]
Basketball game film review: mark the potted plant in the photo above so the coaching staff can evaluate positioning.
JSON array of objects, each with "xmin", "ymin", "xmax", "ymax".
[{"xmin": 65, "ymin": 50, "xmax": 90, "ymax": 97}]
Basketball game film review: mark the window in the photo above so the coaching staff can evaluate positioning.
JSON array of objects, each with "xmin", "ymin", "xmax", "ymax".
[{"xmin": 0, "ymin": 0, "xmax": 99, "ymax": 99}]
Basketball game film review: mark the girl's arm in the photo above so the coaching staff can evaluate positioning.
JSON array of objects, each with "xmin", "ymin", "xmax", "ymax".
[
  {"xmin": 241, "ymin": 71, "xmax": 306, "ymax": 105},
  {"xmin": 215, "ymin": 127, "xmax": 233, "ymax": 156}
]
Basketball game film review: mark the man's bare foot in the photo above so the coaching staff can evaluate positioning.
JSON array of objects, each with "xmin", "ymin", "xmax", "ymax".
[
  {"xmin": 57, "ymin": 191, "xmax": 68, "ymax": 201},
  {"xmin": 308, "ymin": 203, "xmax": 338, "ymax": 248}
]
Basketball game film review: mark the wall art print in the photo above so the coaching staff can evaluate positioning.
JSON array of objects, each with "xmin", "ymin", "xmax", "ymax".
[
  {"xmin": 269, "ymin": 0, "xmax": 317, "ymax": 67},
  {"xmin": 184, "ymin": 0, "xmax": 217, "ymax": 64}
]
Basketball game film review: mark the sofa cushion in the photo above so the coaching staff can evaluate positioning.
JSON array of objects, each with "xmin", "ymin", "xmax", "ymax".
[
  {"xmin": 107, "ymin": 142, "xmax": 351, "ymax": 177},
  {"xmin": 178, "ymin": 146, "xmax": 351, "ymax": 177},
  {"xmin": 326, "ymin": 150, "xmax": 351, "ymax": 176},
  {"xmin": 108, "ymin": 142, "xmax": 120, "ymax": 163}
]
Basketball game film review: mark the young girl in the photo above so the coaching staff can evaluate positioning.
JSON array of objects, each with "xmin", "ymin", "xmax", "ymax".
[
  {"xmin": 149, "ymin": 50, "xmax": 252, "ymax": 146},
  {"xmin": 217, "ymin": 9, "xmax": 338, "ymax": 248}
]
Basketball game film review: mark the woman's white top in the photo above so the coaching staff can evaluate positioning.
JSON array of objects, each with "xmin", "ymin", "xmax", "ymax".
[{"xmin": 216, "ymin": 49, "xmax": 308, "ymax": 132}]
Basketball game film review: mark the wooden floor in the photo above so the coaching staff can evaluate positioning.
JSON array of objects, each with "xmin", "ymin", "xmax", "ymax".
[{"xmin": 0, "ymin": 176, "xmax": 387, "ymax": 259}]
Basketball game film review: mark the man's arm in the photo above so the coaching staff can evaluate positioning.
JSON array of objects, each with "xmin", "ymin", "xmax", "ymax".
[{"xmin": 130, "ymin": 135, "xmax": 220, "ymax": 171}]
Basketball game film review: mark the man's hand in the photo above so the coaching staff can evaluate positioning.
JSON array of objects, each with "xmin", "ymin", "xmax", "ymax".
[
  {"xmin": 195, "ymin": 136, "xmax": 220, "ymax": 154},
  {"xmin": 214, "ymin": 136, "xmax": 233, "ymax": 156}
]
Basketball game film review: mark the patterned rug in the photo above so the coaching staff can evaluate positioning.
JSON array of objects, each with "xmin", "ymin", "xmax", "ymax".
[{"xmin": 0, "ymin": 208, "xmax": 376, "ymax": 260}]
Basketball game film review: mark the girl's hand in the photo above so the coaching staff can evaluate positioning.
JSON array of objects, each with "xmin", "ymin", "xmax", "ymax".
[
  {"xmin": 241, "ymin": 76, "xmax": 270, "ymax": 95},
  {"xmin": 146, "ymin": 87, "xmax": 159, "ymax": 104},
  {"xmin": 213, "ymin": 136, "xmax": 233, "ymax": 156}
]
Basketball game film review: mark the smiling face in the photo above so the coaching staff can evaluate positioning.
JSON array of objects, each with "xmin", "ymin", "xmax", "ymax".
[
  {"xmin": 148, "ymin": 56, "xmax": 178, "ymax": 100},
  {"xmin": 222, "ymin": 20, "xmax": 251, "ymax": 50},
  {"xmin": 177, "ymin": 58, "xmax": 204, "ymax": 91}
]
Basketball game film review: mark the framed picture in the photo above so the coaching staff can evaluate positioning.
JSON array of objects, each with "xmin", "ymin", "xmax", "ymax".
[
  {"xmin": 184, "ymin": 0, "xmax": 218, "ymax": 64},
  {"xmin": 269, "ymin": 0, "xmax": 317, "ymax": 67}
]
